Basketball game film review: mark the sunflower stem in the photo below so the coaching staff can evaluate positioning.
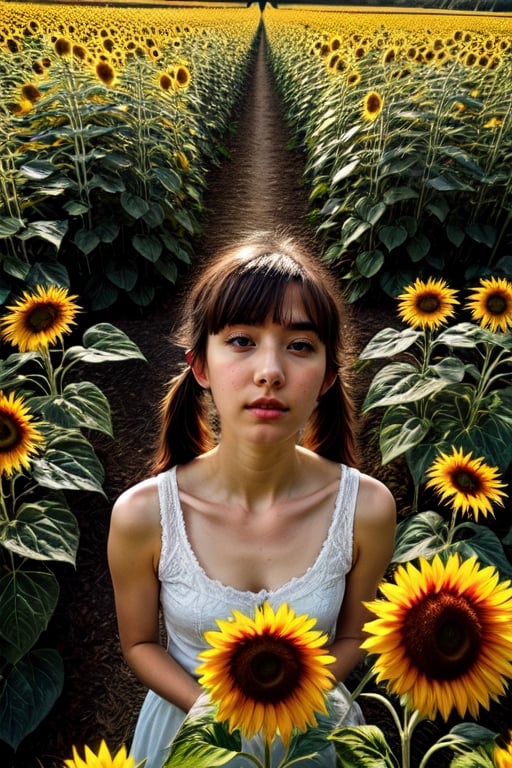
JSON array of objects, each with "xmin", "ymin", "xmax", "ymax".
[
  {"xmin": 40, "ymin": 346, "xmax": 59, "ymax": 396},
  {"xmin": 401, "ymin": 707, "xmax": 422, "ymax": 768}
]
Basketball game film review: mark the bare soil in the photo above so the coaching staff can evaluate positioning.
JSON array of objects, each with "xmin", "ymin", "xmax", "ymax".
[{"xmin": 4, "ymin": 29, "xmax": 510, "ymax": 768}]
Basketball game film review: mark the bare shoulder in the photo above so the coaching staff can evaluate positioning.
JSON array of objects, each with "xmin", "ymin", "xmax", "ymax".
[
  {"xmin": 355, "ymin": 471, "xmax": 396, "ymax": 527},
  {"xmin": 111, "ymin": 476, "xmax": 161, "ymax": 536}
]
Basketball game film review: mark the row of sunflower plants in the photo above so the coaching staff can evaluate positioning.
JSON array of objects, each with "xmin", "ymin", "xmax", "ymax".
[
  {"xmin": 263, "ymin": 7, "xmax": 512, "ymax": 302},
  {"xmin": 0, "ymin": 2, "xmax": 261, "ymax": 311},
  {"xmin": 0, "ymin": 284, "xmax": 145, "ymax": 751}
]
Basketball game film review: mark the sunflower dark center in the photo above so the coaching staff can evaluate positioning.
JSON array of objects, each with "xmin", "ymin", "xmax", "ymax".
[
  {"xmin": 27, "ymin": 304, "xmax": 58, "ymax": 333},
  {"xmin": 367, "ymin": 94, "xmax": 381, "ymax": 113},
  {"xmin": 0, "ymin": 415, "xmax": 19, "ymax": 450},
  {"xmin": 230, "ymin": 635, "xmax": 301, "ymax": 702},
  {"xmin": 452, "ymin": 469, "xmax": 479, "ymax": 493},
  {"xmin": 402, "ymin": 591, "xmax": 482, "ymax": 679},
  {"xmin": 486, "ymin": 293, "xmax": 507, "ymax": 315},
  {"xmin": 417, "ymin": 294, "xmax": 440, "ymax": 314}
]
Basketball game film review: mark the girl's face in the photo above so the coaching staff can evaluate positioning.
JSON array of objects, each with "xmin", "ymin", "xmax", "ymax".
[{"xmin": 191, "ymin": 286, "xmax": 335, "ymax": 447}]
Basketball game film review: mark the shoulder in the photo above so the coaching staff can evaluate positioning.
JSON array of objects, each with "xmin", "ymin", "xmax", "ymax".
[
  {"xmin": 111, "ymin": 476, "xmax": 161, "ymax": 537},
  {"xmin": 354, "ymin": 471, "xmax": 396, "ymax": 530}
]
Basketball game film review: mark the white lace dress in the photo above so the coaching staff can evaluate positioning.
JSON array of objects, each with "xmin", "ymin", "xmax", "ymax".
[{"xmin": 129, "ymin": 464, "xmax": 364, "ymax": 768}]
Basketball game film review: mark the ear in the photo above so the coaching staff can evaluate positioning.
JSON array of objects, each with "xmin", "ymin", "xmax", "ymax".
[
  {"xmin": 186, "ymin": 351, "xmax": 210, "ymax": 389},
  {"xmin": 318, "ymin": 371, "xmax": 337, "ymax": 398}
]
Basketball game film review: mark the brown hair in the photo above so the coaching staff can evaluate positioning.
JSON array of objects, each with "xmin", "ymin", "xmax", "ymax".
[{"xmin": 152, "ymin": 231, "xmax": 359, "ymax": 472}]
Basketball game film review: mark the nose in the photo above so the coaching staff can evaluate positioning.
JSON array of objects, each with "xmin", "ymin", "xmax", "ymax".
[{"xmin": 254, "ymin": 347, "xmax": 284, "ymax": 388}]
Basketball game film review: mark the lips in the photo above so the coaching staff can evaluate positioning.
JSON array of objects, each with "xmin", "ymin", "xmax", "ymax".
[{"xmin": 246, "ymin": 398, "xmax": 288, "ymax": 419}]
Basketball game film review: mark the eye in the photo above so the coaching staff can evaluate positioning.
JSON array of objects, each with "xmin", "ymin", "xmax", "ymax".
[
  {"xmin": 226, "ymin": 334, "xmax": 254, "ymax": 348},
  {"xmin": 288, "ymin": 340, "xmax": 315, "ymax": 352}
]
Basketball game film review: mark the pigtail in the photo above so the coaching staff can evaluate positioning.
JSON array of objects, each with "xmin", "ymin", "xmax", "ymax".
[
  {"xmin": 151, "ymin": 366, "xmax": 215, "ymax": 474},
  {"xmin": 302, "ymin": 377, "xmax": 360, "ymax": 467}
]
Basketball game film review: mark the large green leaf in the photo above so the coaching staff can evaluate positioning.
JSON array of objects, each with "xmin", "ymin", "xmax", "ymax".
[
  {"xmin": 31, "ymin": 430, "xmax": 105, "ymax": 495},
  {"xmin": 63, "ymin": 322, "xmax": 146, "ymax": 364},
  {"xmin": 0, "ymin": 568, "xmax": 59, "ymax": 662},
  {"xmin": 74, "ymin": 228, "xmax": 100, "ymax": 256},
  {"xmin": 359, "ymin": 327, "xmax": 422, "ymax": 360},
  {"xmin": 0, "ymin": 648, "xmax": 64, "ymax": 750},
  {"xmin": 17, "ymin": 220, "xmax": 68, "ymax": 250},
  {"xmin": 362, "ymin": 363, "xmax": 451, "ymax": 410},
  {"xmin": 329, "ymin": 725, "xmax": 397, "ymax": 767},
  {"xmin": 132, "ymin": 233, "xmax": 162, "ymax": 262},
  {"xmin": 31, "ymin": 381, "xmax": 113, "ymax": 435},
  {"xmin": 379, "ymin": 405, "xmax": 429, "ymax": 464},
  {"xmin": 0, "ymin": 498, "xmax": 78, "ymax": 564},
  {"xmin": 164, "ymin": 707, "xmax": 240, "ymax": 768},
  {"xmin": 121, "ymin": 192, "xmax": 150, "ymax": 219}
]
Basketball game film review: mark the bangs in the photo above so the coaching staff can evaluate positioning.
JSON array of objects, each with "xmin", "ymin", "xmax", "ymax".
[{"xmin": 203, "ymin": 252, "xmax": 337, "ymax": 345}]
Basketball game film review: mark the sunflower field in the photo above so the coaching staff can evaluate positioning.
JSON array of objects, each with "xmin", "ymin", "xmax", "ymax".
[
  {"xmin": 264, "ymin": 6, "xmax": 512, "ymax": 302},
  {"xmin": 0, "ymin": 2, "xmax": 261, "ymax": 311},
  {"xmin": 2, "ymin": 2, "xmax": 512, "ymax": 766}
]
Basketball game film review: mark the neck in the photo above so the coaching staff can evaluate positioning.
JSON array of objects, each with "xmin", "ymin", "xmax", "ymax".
[{"xmin": 205, "ymin": 439, "xmax": 306, "ymax": 509}]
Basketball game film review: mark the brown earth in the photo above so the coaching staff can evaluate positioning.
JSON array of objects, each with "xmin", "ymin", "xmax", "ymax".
[{"xmin": 4, "ymin": 28, "xmax": 510, "ymax": 768}]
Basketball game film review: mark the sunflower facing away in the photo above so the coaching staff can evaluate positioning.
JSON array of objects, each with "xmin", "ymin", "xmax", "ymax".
[
  {"xmin": 0, "ymin": 285, "xmax": 80, "ymax": 352},
  {"xmin": 465, "ymin": 277, "xmax": 512, "ymax": 333},
  {"xmin": 361, "ymin": 553, "xmax": 512, "ymax": 722},
  {"xmin": 196, "ymin": 601, "xmax": 336, "ymax": 745},
  {"xmin": 397, "ymin": 277, "xmax": 459, "ymax": 330},
  {"xmin": 0, "ymin": 391, "xmax": 44, "ymax": 476},
  {"xmin": 426, "ymin": 447, "xmax": 507, "ymax": 521},
  {"xmin": 64, "ymin": 740, "xmax": 136, "ymax": 768}
]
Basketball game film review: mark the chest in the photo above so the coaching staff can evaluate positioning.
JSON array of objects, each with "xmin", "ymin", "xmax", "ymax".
[{"xmin": 181, "ymin": 496, "xmax": 337, "ymax": 593}]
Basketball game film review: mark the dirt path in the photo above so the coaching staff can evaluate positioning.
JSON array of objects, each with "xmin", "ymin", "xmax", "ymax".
[{"xmin": 6, "ymin": 28, "xmax": 324, "ymax": 768}]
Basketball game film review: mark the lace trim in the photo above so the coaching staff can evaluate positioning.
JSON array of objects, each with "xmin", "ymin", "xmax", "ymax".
[{"xmin": 158, "ymin": 464, "xmax": 359, "ymax": 601}]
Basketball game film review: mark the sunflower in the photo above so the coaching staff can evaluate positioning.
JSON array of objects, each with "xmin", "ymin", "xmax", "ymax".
[
  {"xmin": 494, "ymin": 730, "xmax": 512, "ymax": 768},
  {"xmin": 0, "ymin": 391, "xmax": 44, "ymax": 476},
  {"xmin": 54, "ymin": 37, "xmax": 71, "ymax": 57},
  {"xmin": 196, "ymin": 602, "xmax": 335, "ymax": 746},
  {"xmin": 425, "ymin": 447, "xmax": 507, "ymax": 521},
  {"xmin": 64, "ymin": 740, "xmax": 136, "ymax": 768},
  {"xmin": 362, "ymin": 554, "xmax": 512, "ymax": 721},
  {"xmin": 173, "ymin": 63, "xmax": 191, "ymax": 89},
  {"xmin": 465, "ymin": 277, "xmax": 512, "ymax": 333},
  {"xmin": 96, "ymin": 61, "xmax": 116, "ymax": 87},
  {"xmin": 0, "ymin": 285, "xmax": 80, "ymax": 352},
  {"xmin": 397, "ymin": 277, "xmax": 459, "ymax": 330},
  {"xmin": 362, "ymin": 90, "xmax": 384, "ymax": 121}
]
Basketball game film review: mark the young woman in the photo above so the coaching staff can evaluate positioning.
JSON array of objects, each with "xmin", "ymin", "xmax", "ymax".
[{"xmin": 108, "ymin": 231, "xmax": 396, "ymax": 767}]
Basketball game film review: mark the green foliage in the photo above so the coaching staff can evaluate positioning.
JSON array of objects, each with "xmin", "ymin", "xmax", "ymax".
[
  {"xmin": 0, "ymin": 16, "xmax": 260, "ymax": 312},
  {"xmin": 265, "ymin": 16, "xmax": 512, "ymax": 302},
  {"xmin": 0, "ymin": 302, "xmax": 145, "ymax": 750}
]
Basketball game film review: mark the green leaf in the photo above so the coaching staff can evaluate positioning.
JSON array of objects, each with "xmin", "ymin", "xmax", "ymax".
[
  {"xmin": 106, "ymin": 260, "xmax": 138, "ymax": 291},
  {"xmin": 362, "ymin": 363, "xmax": 457, "ymax": 410},
  {"xmin": 31, "ymin": 381, "xmax": 113, "ymax": 435},
  {"xmin": 63, "ymin": 200, "xmax": 89, "ymax": 216},
  {"xmin": 435, "ymin": 322, "xmax": 491, "ymax": 349},
  {"xmin": 20, "ymin": 160, "xmax": 56, "ymax": 180},
  {"xmin": 0, "ymin": 568, "xmax": 59, "ymax": 662},
  {"xmin": 18, "ymin": 220, "xmax": 68, "ymax": 250},
  {"xmin": 383, "ymin": 187, "xmax": 418, "ymax": 204},
  {"xmin": 379, "ymin": 405, "xmax": 429, "ymax": 464},
  {"xmin": 355, "ymin": 250, "xmax": 384, "ymax": 278},
  {"xmin": 0, "ymin": 498, "xmax": 78, "ymax": 564},
  {"xmin": 74, "ymin": 228, "xmax": 100, "ymax": 256},
  {"xmin": 407, "ymin": 233, "xmax": 430, "ymax": 262},
  {"xmin": 31, "ymin": 430, "xmax": 106, "ymax": 495},
  {"xmin": 64, "ymin": 322, "xmax": 146, "ymax": 364},
  {"xmin": 329, "ymin": 725, "xmax": 397, "ymax": 767},
  {"xmin": 94, "ymin": 222, "xmax": 120, "ymax": 243},
  {"xmin": 465, "ymin": 223, "xmax": 496, "ymax": 248},
  {"xmin": 132, "ymin": 234, "xmax": 162, "ymax": 262},
  {"xmin": 173, "ymin": 208, "xmax": 197, "ymax": 235},
  {"xmin": 427, "ymin": 173, "xmax": 473, "ymax": 192},
  {"xmin": 26, "ymin": 261, "xmax": 70, "ymax": 289},
  {"xmin": 0, "ymin": 216, "xmax": 23, "ymax": 237},
  {"xmin": 359, "ymin": 327, "xmax": 422, "ymax": 360},
  {"xmin": 89, "ymin": 173, "xmax": 125, "ymax": 193},
  {"xmin": 120, "ymin": 192, "xmax": 149, "ymax": 219},
  {"xmin": 153, "ymin": 167, "xmax": 182, "ymax": 194},
  {"xmin": 143, "ymin": 201, "xmax": 165, "ymax": 229},
  {"xmin": 454, "ymin": 524, "xmax": 512, "ymax": 578},
  {"xmin": 377, "ymin": 224, "xmax": 408, "ymax": 252},
  {"xmin": 0, "ymin": 648, "xmax": 64, "ymax": 750},
  {"xmin": 393, "ymin": 511, "xmax": 449, "ymax": 564},
  {"xmin": 164, "ymin": 706, "xmax": 240, "ymax": 768},
  {"xmin": 129, "ymin": 283, "xmax": 155, "ymax": 307},
  {"xmin": 331, "ymin": 158, "xmax": 361, "ymax": 186},
  {"xmin": 447, "ymin": 224, "xmax": 465, "ymax": 247}
]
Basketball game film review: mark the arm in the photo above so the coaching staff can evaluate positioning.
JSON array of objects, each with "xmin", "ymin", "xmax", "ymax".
[
  {"xmin": 107, "ymin": 478, "xmax": 202, "ymax": 712},
  {"xmin": 328, "ymin": 473, "xmax": 396, "ymax": 682}
]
